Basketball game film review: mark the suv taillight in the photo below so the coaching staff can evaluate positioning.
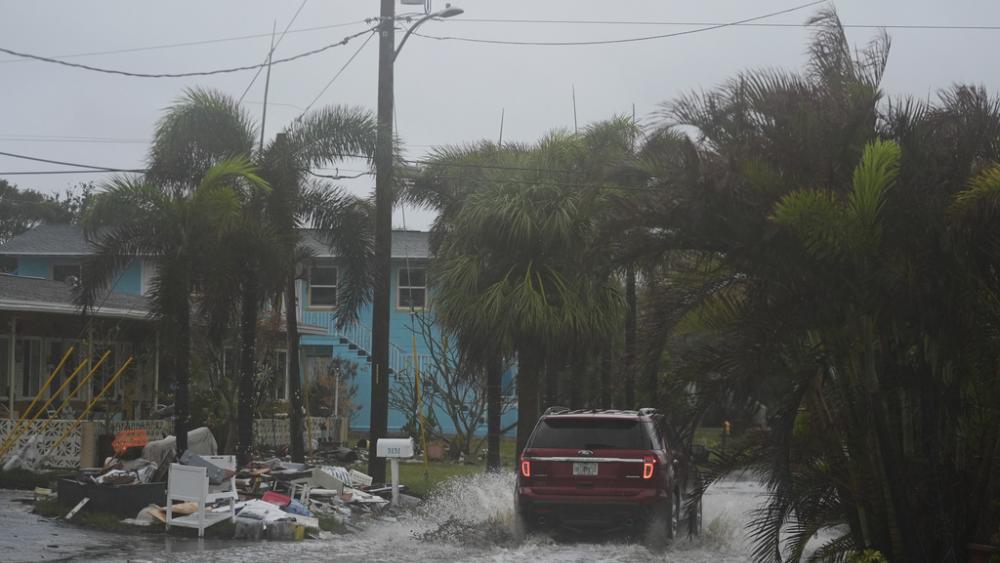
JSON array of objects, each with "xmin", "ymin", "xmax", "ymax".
[
  {"xmin": 520, "ymin": 457, "xmax": 531, "ymax": 478},
  {"xmin": 642, "ymin": 455, "xmax": 656, "ymax": 479}
]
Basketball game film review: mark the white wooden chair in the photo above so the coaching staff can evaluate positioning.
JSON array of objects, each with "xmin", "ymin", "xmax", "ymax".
[{"xmin": 165, "ymin": 456, "xmax": 237, "ymax": 537}]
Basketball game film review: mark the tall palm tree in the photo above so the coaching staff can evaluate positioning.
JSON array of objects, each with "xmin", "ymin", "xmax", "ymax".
[
  {"xmin": 419, "ymin": 131, "xmax": 625, "ymax": 454},
  {"xmin": 632, "ymin": 9, "xmax": 1000, "ymax": 560},
  {"xmin": 76, "ymin": 157, "xmax": 267, "ymax": 455},
  {"xmin": 144, "ymin": 88, "xmax": 377, "ymax": 462}
]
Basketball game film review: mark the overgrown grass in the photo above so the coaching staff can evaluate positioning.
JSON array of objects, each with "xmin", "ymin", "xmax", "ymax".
[
  {"xmin": 398, "ymin": 460, "xmax": 483, "ymax": 498},
  {"xmin": 693, "ymin": 427, "xmax": 723, "ymax": 450}
]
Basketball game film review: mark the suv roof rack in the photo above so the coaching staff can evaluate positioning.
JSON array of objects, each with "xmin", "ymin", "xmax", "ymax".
[{"xmin": 542, "ymin": 408, "xmax": 662, "ymax": 417}]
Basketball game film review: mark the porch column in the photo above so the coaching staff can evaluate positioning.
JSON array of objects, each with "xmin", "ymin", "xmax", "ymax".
[{"xmin": 7, "ymin": 317, "xmax": 15, "ymax": 419}]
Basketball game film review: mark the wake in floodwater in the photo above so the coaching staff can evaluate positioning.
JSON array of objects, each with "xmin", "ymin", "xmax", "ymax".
[
  {"xmin": 394, "ymin": 471, "xmax": 766, "ymax": 562},
  {"xmin": 80, "ymin": 472, "xmax": 770, "ymax": 562}
]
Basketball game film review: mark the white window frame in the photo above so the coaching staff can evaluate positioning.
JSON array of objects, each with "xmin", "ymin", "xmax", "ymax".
[
  {"xmin": 15, "ymin": 337, "xmax": 43, "ymax": 400},
  {"xmin": 307, "ymin": 264, "xmax": 338, "ymax": 310},
  {"xmin": 397, "ymin": 266, "xmax": 427, "ymax": 310},
  {"xmin": 0, "ymin": 336, "xmax": 9, "ymax": 400}
]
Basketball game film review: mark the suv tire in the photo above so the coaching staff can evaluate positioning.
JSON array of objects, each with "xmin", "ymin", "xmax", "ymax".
[{"xmin": 644, "ymin": 492, "xmax": 676, "ymax": 550}]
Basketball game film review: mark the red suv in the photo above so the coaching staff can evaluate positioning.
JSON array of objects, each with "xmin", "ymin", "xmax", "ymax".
[{"xmin": 515, "ymin": 407, "xmax": 701, "ymax": 543}]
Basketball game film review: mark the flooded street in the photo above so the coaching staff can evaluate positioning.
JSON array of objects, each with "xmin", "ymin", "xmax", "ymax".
[{"xmin": 1, "ymin": 475, "xmax": 777, "ymax": 563}]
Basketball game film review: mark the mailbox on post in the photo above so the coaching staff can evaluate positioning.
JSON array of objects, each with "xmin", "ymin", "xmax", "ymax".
[
  {"xmin": 376, "ymin": 438, "xmax": 415, "ymax": 505},
  {"xmin": 376, "ymin": 438, "xmax": 414, "ymax": 459}
]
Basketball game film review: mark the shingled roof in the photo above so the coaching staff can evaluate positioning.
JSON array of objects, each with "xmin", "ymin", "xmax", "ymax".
[
  {"xmin": 0, "ymin": 274, "xmax": 150, "ymax": 319},
  {"xmin": 0, "ymin": 224, "xmax": 96, "ymax": 255},
  {"xmin": 0, "ymin": 224, "xmax": 431, "ymax": 259}
]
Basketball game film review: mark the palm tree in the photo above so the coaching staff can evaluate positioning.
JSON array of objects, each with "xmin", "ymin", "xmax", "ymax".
[
  {"xmin": 76, "ymin": 157, "xmax": 267, "ymax": 455},
  {"xmin": 417, "ymin": 131, "xmax": 625, "ymax": 454},
  {"xmin": 145, "ymin": 89, "xmax": 376, "ymax": 462},
  {"xmin": 631, "ymin": 9, "xmax": 1000, "ymax": 559}
]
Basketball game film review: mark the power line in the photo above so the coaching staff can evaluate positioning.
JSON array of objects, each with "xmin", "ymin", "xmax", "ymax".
[
  {"xmin": 0, "ymin": 26, "xmax": 377, "ymax": 79},
  {"xmin": 298, "ymin": 31, "xmax": 376, "ymax": 118},
  {"xmin": 453, "ymin": 18, "xmax": 1000, "ymax": 31},
  {"xmin": 0, "ymin": 169, "xmax": 141, "ymax": 176},
  {"xmin": 238, "ymin": 0, "xmax": 310, "ymax": 105},
  {"xmin": 413, "ymin": 0, "xmax": 827, "ymax": 46},
  {"xmin": 0, "ymin": 20, "xmax": 370, "ymax": 65},
  {"xmin": 0, "ymin": 136, "xmax": 147, "ymax": 145},
  {"xmin": 0, "ymin": 150, "xmax": 142, "ymax": 172}
]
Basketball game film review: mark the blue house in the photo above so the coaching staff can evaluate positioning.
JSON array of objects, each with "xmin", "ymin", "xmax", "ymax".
[{"xmin": 0, "ymin": 224, "xmax": 515, "ymax": 437}]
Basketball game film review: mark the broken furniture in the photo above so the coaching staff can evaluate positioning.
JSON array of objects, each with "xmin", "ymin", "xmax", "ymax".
[
  {"xmin": 165, "ymin": 456, "xmax": 237, "ymax": 537},
  {"xmin": 57, "ymin": 477, "xmax": 166, "ymax": 517}
]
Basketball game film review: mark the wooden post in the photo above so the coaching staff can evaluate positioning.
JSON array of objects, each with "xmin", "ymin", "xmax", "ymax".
[{"xmin": 7, "ymin": 318, "xmax": 15, "ymax": 419}]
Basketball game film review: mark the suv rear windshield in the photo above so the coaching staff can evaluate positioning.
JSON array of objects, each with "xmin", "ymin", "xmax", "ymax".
[{"xmin": 528, "ymin": 418, "xmax": 655, "ymax": 450}]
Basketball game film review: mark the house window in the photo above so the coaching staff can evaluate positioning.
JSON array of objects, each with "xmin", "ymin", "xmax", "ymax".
[
  {"xmin": 0, "ymin": 338, "xmax": 8, "ymax": 399},
  {"xmin": 44, "ymin": 339, "xmax": 80, "ymax": 401},
  {"xmin": 16, "ymin": 338, "xmax": 41, "ymax": 399},
  {"xmin": 52, "ymin": 263, "xmax": 81, "ymax": 283},
  {"xmin": 397, "ymin": 267, "xmax": 426, "ymax": 309},
  {"xmin": 308, "ymin": 265, "xmax": 338, "ymax": 308}
]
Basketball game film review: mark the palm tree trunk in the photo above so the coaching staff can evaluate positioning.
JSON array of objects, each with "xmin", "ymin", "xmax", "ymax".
[
  {"xmin": 516, "ymin": 346, "xmax": 543, "ymax": 454},
  {"xmin": 236, "ymin": 279, "xmax": 259, "ymax": 467},
  {"xmin": 486, "ymin": 356, "xmax": 502, "ymax": 471},
  {"xmin": 624, "ymin": 266, "xmax": 637, "ymax": 408},
  {"xmin": 544, "ymin": 359, "xmax": 559, "ymax": 408},
  {"xmin": 600, "ymin": 349, "xmax": 612, "ymax": 408},
  {"xmin": 285, "ymin": 275, "xmax": 306, "ymax": 462},
  {"xmin": 569, "ymin": 356, "xmax": 584, "ymax": 409},
  {"xmin": 173, "ymin": 290, "xmax": 191, "ymax": 456}
]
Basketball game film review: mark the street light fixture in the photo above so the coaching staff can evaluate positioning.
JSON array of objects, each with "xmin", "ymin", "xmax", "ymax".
[
  {"xmin": 368, "ymin": 0, "xmax": 462, "ymax": 483},
  {"xmin": 394, "ymin": 5, "xmax": 464, "ymax": 62}
]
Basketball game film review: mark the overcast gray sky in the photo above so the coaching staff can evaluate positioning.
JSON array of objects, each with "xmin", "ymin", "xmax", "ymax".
[{"xmin": 2, "ymin": 1, "xmax": 998, "ymax": 230}]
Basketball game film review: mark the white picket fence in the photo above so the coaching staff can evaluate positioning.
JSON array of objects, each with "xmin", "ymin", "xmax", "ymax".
[{"xmin": 0, "ymin": 416, "xmax": 341, "ymax": 469}]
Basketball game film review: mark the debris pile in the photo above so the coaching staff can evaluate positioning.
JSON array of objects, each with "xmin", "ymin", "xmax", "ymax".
[{"xmin": 50, "ymin": 428, "xmax": 405, "ymax": 540}]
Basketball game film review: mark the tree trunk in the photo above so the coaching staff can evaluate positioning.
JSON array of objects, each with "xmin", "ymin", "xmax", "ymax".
[
  {"xmin": 516, "ymin": 346, "xmax": 543, "ymax": 455},
  {"xmin": 544, "ymin": 359, "xmax": 559, "ymax": 408},
  {"xmin": 600, "ymin": 349, "xmax": 612, "ymax": 408},
  {"xmin": 569, "ymin": 356, "xmax": 583, "ymax": 409},
  {"xmin": 285, "ymin": 275, "xmax": 306, "ymax": 462},
  {"xmin": 624, "ymin": 266, "xmax": 637, "ymax": 408},
  {"xmin": 486, "ymin": 357, "xmax": 502, "ymax": 471},
  {"xmin": 236, "ymin": 279, "xmax": 258, "ymax": 467},
  {"xmin": 173, "ymin": 290, "xmax": 191, "ymax": 456}
]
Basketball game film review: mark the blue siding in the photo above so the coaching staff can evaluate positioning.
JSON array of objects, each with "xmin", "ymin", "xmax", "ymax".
[
  {"xmin": 299, "ymin": 260, "xmax": 518, "ymax": 437},
  {"xmin": 15, "ymin": 256, "xmax": 49, "ymax": 278},
  {"xmin": 13, "ymin": 256, "xmax": 142, "ymax": 295}
]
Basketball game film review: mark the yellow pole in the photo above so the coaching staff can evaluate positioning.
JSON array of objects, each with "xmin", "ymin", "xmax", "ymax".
[
  {"xmin": 49, "ymin": 357, "xmax": 134, "ymax": 453},
  {"xmin": 0, "ymin": 346, "xmax": 74, "ymax": 454},
  {"xmin": 0, "ymin": 351, "xmax": 108, "ymax": 459},
  {"xmin": 32, "ymin": 351, "xmax": 113, "ymax": 439}
]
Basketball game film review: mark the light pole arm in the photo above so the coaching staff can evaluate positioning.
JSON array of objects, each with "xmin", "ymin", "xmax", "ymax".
[{"xmin": 393, "ymin": 13, "xmax": 437, "ymax": 62}]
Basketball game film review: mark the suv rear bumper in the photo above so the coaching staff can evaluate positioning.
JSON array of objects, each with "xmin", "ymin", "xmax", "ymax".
[{"xmin": 516, "ymin": 486, "xmax": 669, "ymax": 531}]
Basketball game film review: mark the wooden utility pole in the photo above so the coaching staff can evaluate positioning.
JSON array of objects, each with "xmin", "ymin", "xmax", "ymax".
[{"xmin": 368, "ymin": 0, "xmax": 395, "ymax": 483}]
